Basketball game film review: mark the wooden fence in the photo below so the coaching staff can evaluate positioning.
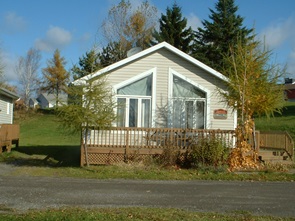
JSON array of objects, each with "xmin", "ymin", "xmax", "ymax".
[
  {"xmin": 0, "ymin": 124, "xmax": 20, "ymax": 153},
  {"xmin": 81, "ymin": 127, "xmax": 236, "ymax": 166},
  {"xmin": 258, "ymin": 131, "xmax": 294, "ymax": 160}
]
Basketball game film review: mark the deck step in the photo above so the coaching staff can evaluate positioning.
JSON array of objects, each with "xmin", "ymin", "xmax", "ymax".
[{"xmin": 258, "ymin": 148, "xmax": 293, "ymax": 164}]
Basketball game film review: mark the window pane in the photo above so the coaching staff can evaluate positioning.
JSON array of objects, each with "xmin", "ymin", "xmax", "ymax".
[
  {"xmin": 173, "ymin": 76, "xmax": 205, "ymax": 98},
  {"xmin": 196, "ymin": 101, "xmax": 205, "ymax": 129},
  {"xmin": 117, "ymin": 98, "xmax": 126, "ymax": 127},
  {"xmin": 185, "ymin": 101, "xmax": 194, "ymax": 129},
  {"xmin": 141, "ymin": 99, "xmax": 151, "ymax": 128},
  {"xmin": 129, "ymin": 99, "xmax": 138, "ymax": 127},
  {"xmin": 118, "ymin": 75, "xmax": 152, "ymax": 96},
  {"xmin": 172, "ymin": 99, "xmax": 183, "ymax": 128}
]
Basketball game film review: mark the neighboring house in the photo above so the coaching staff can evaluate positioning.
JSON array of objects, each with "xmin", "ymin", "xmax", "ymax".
[
  {"xmin": 29, "ymin": 98, "xmax": 39, "ymax": 109},
  {"xmin": 285, "ymin": 78, "xmax": 295, "ymax": 102},
  {"xmin": 0, "ymin": 88, "xmax": 19, "ymax": 124},
  {"xmin": 73, "ymin": 42, "xmax": 237, "ymax": 130},
  {"xmin": 30, "ymin": 93, "xmax": 68, "ymax": 109}
]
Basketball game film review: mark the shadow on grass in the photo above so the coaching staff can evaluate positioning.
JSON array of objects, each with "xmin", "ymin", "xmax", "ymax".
[
  {"xmin": 9, "ymin": 145, "xmax": 81, "ymax": 167},
  {"xmin": 275, "ymin": 103, "xmax": 295, "ymax": 117}
]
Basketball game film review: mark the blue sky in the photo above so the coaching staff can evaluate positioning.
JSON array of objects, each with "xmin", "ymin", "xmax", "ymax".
[{"xmin": 1, "ymin": 0, "xmax": 295, "ymax": 87}]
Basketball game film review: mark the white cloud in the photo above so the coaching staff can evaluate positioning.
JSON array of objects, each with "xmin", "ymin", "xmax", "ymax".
[
  {"xmin": 259, "ymin": 15, "xmax": 295, "ymax": 76},
  {"xmin": 187, "ymin": 13, "xmax": 202, "ymax": 31},
  {"xmin": 1, "ymin": 12, "xmax": 27, "ymax": 34},
  {"xmin": 2, "ymin": 51, "xmax": 18, "ymax": 84},
  {"xmin": 80, "ymin": 33, "xmax": 92, "ymax": 42},
  {"xmin": 35, "ymin": 26, "xmax": 72, "ymax": 52},
  {"xmin": 260, "ymin": 15, "xmax": 295, "ymax": 49},
  {"xmin": 287, "ymin": 48, "xmax": 295, "ymax": 76}
]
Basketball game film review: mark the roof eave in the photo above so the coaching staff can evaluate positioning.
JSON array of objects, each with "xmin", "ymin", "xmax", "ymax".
[{"xmin": 72, "ymin": 41, "xmax": 228, "ymax": 85}]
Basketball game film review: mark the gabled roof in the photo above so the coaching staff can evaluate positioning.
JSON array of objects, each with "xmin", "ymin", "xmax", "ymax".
[
  {"xmin": 38, "ymin": 93, "xmax": 68, "ymax": 103},
  {"xmin": 73, "ymin": 42, "xmax": 228, "ymax": 85},
  {"xmin": 0, "ymin": 87, "xmax": 19, "ymax": 100}
]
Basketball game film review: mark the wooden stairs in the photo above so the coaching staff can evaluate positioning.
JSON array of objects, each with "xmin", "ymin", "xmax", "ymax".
[{"xmin": 258, "ymin": 148, "xmax": 294, "ymax": 165}]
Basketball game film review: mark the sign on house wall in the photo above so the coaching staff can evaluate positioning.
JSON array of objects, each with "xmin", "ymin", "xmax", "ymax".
[{"xmin": 213, "ymin": 109, "xmax": 227, "ymax": 119}]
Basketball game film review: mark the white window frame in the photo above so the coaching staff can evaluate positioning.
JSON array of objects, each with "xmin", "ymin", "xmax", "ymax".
[
  {"xmin": 168, "ymin": 68, "xmax": 211, "ymax": 129},
  {"xmin": 6, "ymin": 103, "xmax": 10, "ymax": 115},
  {"xmin": 113, "ymin": 67, "xmax": 157, "ymax": 127}
]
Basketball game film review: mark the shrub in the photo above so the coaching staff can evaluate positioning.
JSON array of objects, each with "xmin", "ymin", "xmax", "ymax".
[
  {"xmin": 154, "ymin": 148, "xmax": 180, "ymax": 168},
  {"xmin": 190, "ymin": 136, "xmax": 229, "ymax": 168}
]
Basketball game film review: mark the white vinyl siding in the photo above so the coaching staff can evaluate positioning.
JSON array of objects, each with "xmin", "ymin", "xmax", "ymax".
[
  {"xmin": 0, "ymin": 95, "xmax": 13, "ymax": 124},
  {"xmin": 93, "ymin": 48, "xmax": 235, "ymax": 130}
]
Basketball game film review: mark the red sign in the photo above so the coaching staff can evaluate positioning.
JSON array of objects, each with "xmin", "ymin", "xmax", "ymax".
[{"xmin": 213, "ymin": 109, "xmax": 227, "ymax": 119}]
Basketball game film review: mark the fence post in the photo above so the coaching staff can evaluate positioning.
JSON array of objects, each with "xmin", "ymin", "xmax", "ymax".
[{"xmin": 125, "ymin": 129, "xmax": 129, "ymax": 162}]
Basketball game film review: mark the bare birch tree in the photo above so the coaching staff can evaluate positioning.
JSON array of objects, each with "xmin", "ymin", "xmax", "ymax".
[
  {"xmin": 99, "ymin": 0, "xmax": 158, "ymax": 66},
  {"xmin": 15, "ymin": 48, "xmax": 41, "ymax": 105},
  {"xmin": 0, "ymin": 47, "xmax": 6, "ymax": 87}
]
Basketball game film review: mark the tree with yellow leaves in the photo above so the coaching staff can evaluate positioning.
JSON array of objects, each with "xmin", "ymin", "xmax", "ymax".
[
  {"xmin": 42, "ymin": 49, "xmax": 69, "ymax": 108},
  {"xmin": 220, "ymin": 40, "xmax": 286, "ymax": 170}
]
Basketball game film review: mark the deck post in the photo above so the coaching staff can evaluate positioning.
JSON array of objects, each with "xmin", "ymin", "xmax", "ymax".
[{"xmin": 125, "ymin": 129, "xmax": 129, "ymax": 162}]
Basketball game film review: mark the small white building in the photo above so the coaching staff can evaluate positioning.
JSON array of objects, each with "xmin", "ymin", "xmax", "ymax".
[{"xmin": 0, "ymin": 88, "xmax": 19, "ymax": 124}]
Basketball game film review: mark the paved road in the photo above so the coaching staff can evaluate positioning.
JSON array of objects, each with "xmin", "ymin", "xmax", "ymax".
[{"xmin": 0, "ymin": 175, "xmax": 295, "ymax": 217}]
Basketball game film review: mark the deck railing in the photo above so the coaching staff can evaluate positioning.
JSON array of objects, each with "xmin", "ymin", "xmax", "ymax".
[
  {"xmin": 259, "ymin": 131, "xmax": 294, "ymax": 160},
  {"xmin": 81, "ymin": 127, "xmax": 236, "ymax": 165}
]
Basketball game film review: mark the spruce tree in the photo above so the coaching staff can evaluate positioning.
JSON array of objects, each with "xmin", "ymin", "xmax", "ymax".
[
  {"xmin": 71, "ymin": 50, "xmax": 101, "ymax": 80},
  {"xmin": 152, "ymin": 3, "xmax": 194, "ymax": 53},
  {"xmin": 193, "ymin": 0, "xmax": 255, "ymax": 72}
]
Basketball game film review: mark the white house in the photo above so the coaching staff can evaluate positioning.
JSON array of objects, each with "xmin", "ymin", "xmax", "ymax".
[
  {"xmin": 73, "ymin": 42, "xmax": 237, "ymax": 130},
  {"xmin": 29, "ymin": 93, "xmax": 68, "ymax": 109},
  {"xmin": 0, "ymin": 88, "xmax": 19, "ymax": 124}
]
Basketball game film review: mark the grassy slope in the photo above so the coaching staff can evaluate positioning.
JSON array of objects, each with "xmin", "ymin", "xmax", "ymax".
[
  {"xmin": 10, "ymin": 113, "xmax": 81, "ymax": 167},
  {"xmin": 19, "ymin": 113, "xmax": 80, "ymax": 146},
  {"xmin": 255, "ymin": 102, "xmax": 295, "ymax": 140}
]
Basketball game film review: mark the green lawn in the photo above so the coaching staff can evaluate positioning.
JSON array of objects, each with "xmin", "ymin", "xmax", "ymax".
[
  {"xmin": 19, "ymin": 113, "xmax": 80, "ymax": 146},
  {"xmin": 255, "ymin": 102, "xmax": 295, "ymax": 140}
]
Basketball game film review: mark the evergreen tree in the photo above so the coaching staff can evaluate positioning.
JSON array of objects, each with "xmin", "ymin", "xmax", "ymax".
[
  {"xmin": 71, "ymin": 49, "xmax": 101, "ymax": 80},
  {"xmin": 193, "ymin": 0, "xmax": 255, "ymax": 72},
  {"xmin": 42, "ymin": 49, "xmax": 69, "ymax": 107},
  {"xmin": 151, "ymin": 3, "xmax": 194, "ymax": 53},
  {"xmin": 98, "ymin": 41, "xmax": 126, "ymax": 68}
]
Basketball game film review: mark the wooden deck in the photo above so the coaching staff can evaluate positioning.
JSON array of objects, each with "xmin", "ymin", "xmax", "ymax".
[
  {"xmin": 257, "ymin": 131, "xmax": 294, "ymax": 164},
  {"xmin": 80, "ymin": 128, "xmax": 294, "ymax": 166},
  {"xmin": 81, "ymin": 127, "xmax": 236, "ymax": 166},
  {"xmin": 0, "ymin": 124, "xmax": 20, "ymax": 153}
]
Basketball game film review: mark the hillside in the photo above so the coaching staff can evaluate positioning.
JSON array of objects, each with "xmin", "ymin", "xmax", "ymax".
[
  {"xmin": 255, "ymin": 102, "xmax": 295, "ymax": 140},
  {"xmin": 18, "ymin": 113, "xmax": 80, "ymax": 146}
]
